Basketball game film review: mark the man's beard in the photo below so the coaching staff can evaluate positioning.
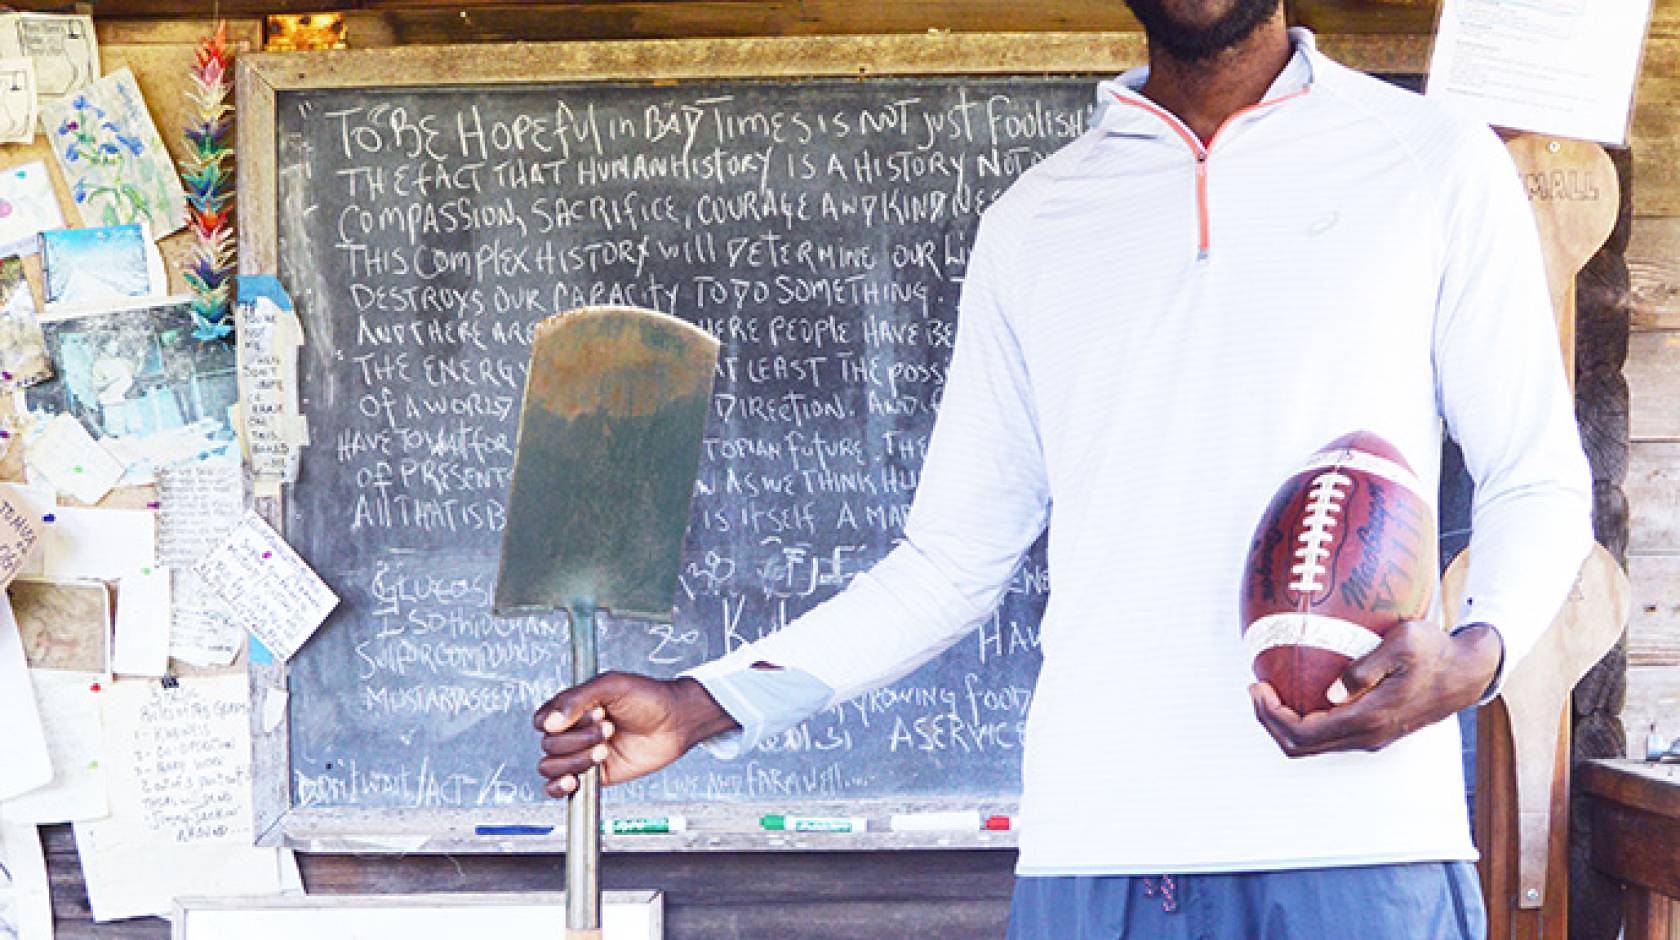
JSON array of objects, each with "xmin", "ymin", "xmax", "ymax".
[{"xmin": 1124, "ymin": 0, "xmax": 1283, "ymax": 61}]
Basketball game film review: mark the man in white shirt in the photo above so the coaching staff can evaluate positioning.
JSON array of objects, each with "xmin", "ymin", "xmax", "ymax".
[{"xmin": 531, "ymin": 1, "xmax": 1593, "ymax": 935}]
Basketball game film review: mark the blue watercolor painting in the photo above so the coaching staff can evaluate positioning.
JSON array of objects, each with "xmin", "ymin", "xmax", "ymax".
[{"xmin": 41, "ymin": 66, "xmax": 186, "ymax": 237}]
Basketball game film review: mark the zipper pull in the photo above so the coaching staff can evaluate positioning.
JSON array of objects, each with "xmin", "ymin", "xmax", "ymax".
[{"xmin": 1195, "ymin": 154, "xmax": 1211, "ymax": 263}]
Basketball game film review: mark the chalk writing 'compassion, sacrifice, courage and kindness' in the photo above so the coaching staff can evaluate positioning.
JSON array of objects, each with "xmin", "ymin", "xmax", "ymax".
[{"xmin": 280, "ymin": 79, "xmax": 1087, "ymax": 808}]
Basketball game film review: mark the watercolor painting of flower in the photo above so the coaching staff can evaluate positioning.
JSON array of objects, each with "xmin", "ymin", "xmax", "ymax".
[{"xmin": 42, "ymin": 67, "xmax": 187, "ymax": 237}]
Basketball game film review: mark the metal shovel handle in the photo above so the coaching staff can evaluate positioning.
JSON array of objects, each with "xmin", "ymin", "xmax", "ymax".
[{"xmin": 567, "ymin": 602, "xmax": 602, "ymax": 937}]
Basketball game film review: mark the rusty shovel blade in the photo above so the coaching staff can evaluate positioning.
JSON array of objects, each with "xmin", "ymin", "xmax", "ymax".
[{"xmin": 493, "ymin": 305, "xmax": 719, "ymax": 621}]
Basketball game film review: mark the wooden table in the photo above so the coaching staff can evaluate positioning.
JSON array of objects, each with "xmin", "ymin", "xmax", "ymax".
[{"xmin": 1582, "ymin": 759, "xmax": 1680, "ymax": 939}]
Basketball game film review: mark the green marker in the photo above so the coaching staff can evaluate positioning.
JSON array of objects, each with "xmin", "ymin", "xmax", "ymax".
[
  {"xmin": 760, "ymin": 814, "xmax": 866, "ymax": 833},
  {"xmin": 607, "ymin": 816, "xmax": 686, "ymax": 834}
]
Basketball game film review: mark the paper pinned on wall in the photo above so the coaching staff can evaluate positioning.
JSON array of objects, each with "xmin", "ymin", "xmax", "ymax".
[
  {"xmin": 9, "ymin": 577, "xmax": 108, "ymax": 673},
  {"xmin": 38, "ymin": 224, "xmax": 166, "ymax": 312},
  {"xmin": 37, "ymin": 505, "xmax": 155, "ymax": 581},
  {"xmin": 0, "ymin": 595, "xmax": 51, "ymax": 802},
  {"xmin": 157, "ymin": 462, "xmax": 244, "ymax": 568},
  {"xmin": 0, "ymin": 12, "xmax": 99, "ymax": 110},
  {"xmin": 74, "ymin": 820, "xmax": 286, "ymax": 924},
  {"xmin": 235, "ymin": 277, "xmax": 307, "ymax": 495},
  {"xmin": 1, "ymin": 669, "xmax": 108, "ymax": 824},
  {"xmin": 1426, "ymin": 0, "xmax": 1655, "ymax": 145},
  {"xmin": 101, "ymin": 675, "xmax": 255, "ymax": 845},
  {"xmin": 0, "ymin": 487, "xmax": 40, "ymax": 588},
  {"xmin": 0, "ymin": 818, "xmax": 52, "ymax": 940},
  {"xmin": 167, "ymin": 573, "xmax": 240, "ymax": 668},
  {"xmin": 24, "ymin": 412, "xmax": 124, "ymax": 504},
  {"xmin": 0, "ymin": 163, "xmax": 64, "ymax": 258},
  {"xmin": 193, "ymin": 511, "xmax": 337, "ymax": 662},
  {"xmin": 0, "ymin": 254, "xmax": 52, "ymax": 388},
  {"xmin": 42, "ymin": 67, "xmax": 186, "ymax": 237},
  {"xmin": 75, "ymin": 674, "xmax": 284, "ymax": 923},
  {"xmin": 157, "ymin": 463, "xmax": 247, "ymax": 666},
  {"xmin": 0, "ymin": 57, "xmax": 36, "ymax": 145},
  {"xmin": 26, "ymin": 297, "xmax": 239, "ymax": 479},
  {"xmin": 111, "ymin": 565, "xmax": 169, "ymax": 676},
  {"xmin": 0, "ymin": 485, "xmax": 51, "ymax": 579}
]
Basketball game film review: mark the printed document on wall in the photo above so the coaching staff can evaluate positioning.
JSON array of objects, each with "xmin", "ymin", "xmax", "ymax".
[{"xmin": 1427, "ymin": 0, "xmax": 1653, "ymax": 144}]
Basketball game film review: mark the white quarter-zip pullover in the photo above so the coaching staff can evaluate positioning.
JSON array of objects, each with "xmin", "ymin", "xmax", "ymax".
[{"xmin": 688, "ymin": 30, "xmax": 1593, "ymax": 874}]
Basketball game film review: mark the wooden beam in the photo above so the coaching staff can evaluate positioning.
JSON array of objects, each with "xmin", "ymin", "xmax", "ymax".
[{"xmin": 80, "ymin": 0, "xmax": 1442, "ymax": 33}]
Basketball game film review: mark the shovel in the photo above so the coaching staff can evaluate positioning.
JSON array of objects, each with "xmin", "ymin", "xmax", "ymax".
[{"xmin": 493, "ymin": 305, "xmax": 719, "ymax": 939}]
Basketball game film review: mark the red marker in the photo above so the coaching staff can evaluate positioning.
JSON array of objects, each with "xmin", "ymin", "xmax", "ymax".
[{"xmin": 984, "ymin": 815, "xmax": 1014, "ymax": 831}]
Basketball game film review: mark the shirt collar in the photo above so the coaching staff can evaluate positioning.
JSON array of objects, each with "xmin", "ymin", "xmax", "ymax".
[{"xmin": 1092, "ymin": 27, "xmax": 1322, "ymax": 137}]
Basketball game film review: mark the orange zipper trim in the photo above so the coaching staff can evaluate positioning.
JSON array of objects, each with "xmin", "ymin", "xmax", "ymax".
[{"xmin": 1109, "ymin": 86, "xmax": 1312, "ymax": 261}]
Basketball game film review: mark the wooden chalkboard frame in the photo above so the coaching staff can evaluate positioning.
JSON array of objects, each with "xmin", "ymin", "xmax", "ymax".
[{"xmin": 235, "ymin": 32, "xmax": 1154, "ymax": 854}]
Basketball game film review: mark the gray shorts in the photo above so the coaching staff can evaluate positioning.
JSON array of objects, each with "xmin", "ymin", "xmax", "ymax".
[{"xmin": 1007, "ymin": 862, "xmax": 1486, "ymax": 939}]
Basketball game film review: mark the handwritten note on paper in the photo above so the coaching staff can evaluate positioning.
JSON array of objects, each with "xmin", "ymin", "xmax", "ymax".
[
  {"xmin": 236, "ymin": 277, "xmax": 307, "ymax": 496},
  {"xmin": 167, "ymin": 572, "xmax": 240, "ymax": 668},
  {"xmin": 192, "ymin": 511, "xmax": 337, "ymax": 661},
  {"xmin": 1, "ymin": 670, "xmax": 106, "ymax": 824},
  {"xmin": 100, "ymin": 675, "xmax": 254, "ymax": 844},
  {"xmin": 0, "ymin": 596, "xmax": 51, "ymax": 801},
  {"xmin": 25, "ymin": 413, "xmax": 124, "ymax": 505},
  {"xmin": 1427, "ymin": 0, "xmax": 1654, "ymax": 144},
  {"xmin": 0, "ymin": 488, "xmax": 39, "ymax": 587},
  {"xmin": 74, "ymin": 674, "xmax": 282, "ymax": 921},
  {"xmin": 111, "ymin": 566, "xmax": 169, "ymax": 677},
  {"xmin": 0, "ymin": 12, "xmax": 98, "ymax": 109},
  {"xmin": 157, "ymin": 462, "xmax": 244, "ymax": 568}
]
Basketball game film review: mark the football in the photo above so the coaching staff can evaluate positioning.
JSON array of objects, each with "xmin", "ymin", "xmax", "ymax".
[{"xmin": 1240, "ymin": 431, "xmax": 1438, "ymax": 715}]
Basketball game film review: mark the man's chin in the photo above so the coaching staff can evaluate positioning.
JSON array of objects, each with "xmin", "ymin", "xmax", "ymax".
[{"xmin": 1125, "ymin": 0, "xmax": 1282, "ymax": 61}]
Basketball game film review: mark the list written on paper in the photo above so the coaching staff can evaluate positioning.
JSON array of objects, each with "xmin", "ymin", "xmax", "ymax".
[
  {"xmin": 0, "ymin": 488, "xmax": 39, "ymax": 585},
  {"xmin": 157, "ymin": 463, "xmax": 245, "ymax": 567},
  {"xmin": 192, "ymin": 511, "xmax": 338, "ymax": 661},
  {"xmin": 158, "ymin": 463, "xmax": 248, "ymax": 666},
  {"xmin": 104, "ymin": 676, "xmax": 254, "ymax": 845}
]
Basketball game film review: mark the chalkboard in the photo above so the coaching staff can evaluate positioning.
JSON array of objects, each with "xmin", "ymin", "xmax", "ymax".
[
  {"xmin": 240, "ymin": 38, "xmax": 1479, "ymax": 850},
  {"xmin": 232, "ymin": 35, "xmax": 1122, "ymax": 849}
]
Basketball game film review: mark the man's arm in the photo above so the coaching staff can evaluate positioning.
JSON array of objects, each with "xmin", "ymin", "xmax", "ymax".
[
  {"xmin": 1251, "ymin": 124, "xmax": 1593, "ymax": 755},
  {"xmin": 536, "ymin": 196, "xmax": 1053, "ymax": 789}
]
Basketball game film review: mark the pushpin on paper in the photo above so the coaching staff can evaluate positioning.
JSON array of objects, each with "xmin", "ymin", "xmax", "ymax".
[
  {"xmin": 42, "ymin": 513, "xmax": 54, "ymax": 523},
  {"xmin": 261, "ymin": 550, "xmax": 273, "ymax": 559}
]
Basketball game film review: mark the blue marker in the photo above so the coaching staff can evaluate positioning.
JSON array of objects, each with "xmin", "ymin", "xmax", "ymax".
[{"xmin": 474, "ymin": 824, "xmax": 554, "ymax": 836}]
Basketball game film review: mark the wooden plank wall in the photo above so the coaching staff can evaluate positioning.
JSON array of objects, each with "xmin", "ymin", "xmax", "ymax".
[
  {"xmin": 38, "ymin": 1, "xmax": 1677, "ymax": 937},
  {"xmin": 1627, "ymin": 0, "xmax": 1680, "ymax": 763}
]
